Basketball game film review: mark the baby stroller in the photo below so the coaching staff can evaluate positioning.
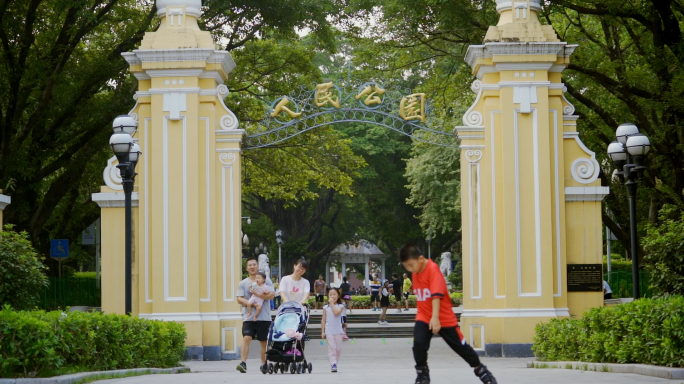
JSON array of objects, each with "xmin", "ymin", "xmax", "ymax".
[{"xmin": 263, "ymin": 301, "xmax": 312, "ymax": 374}]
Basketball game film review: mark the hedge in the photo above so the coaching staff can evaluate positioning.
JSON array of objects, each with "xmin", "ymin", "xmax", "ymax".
[
  {"xmin": 533, "ymin": 296, "xmax": 684, "ymax": 367},
  {"xmin": 0, "ymin": 306, "xmax": 186, "ymax": 378},
  {"xmin": 306, "ymin": 292, "xmax": 463, "ymax": 307}
]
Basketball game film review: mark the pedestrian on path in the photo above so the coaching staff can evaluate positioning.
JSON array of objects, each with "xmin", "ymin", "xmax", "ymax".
[
  {"xmin": 370, "ymin": 275, "xmax": 381, "ymax": 311},
  {"xmin": 236, "ymin": 256, "xmax": 276, "ymax": 374},
  {"xmin": 279, "ymin": 259, "xmax": 311, "ymax": 305},
  {"xmin": 603, "ymin": 280, "xmax": 613, "ymax": 300},
  {"xmin": 339, "ymin": 276, "xmax": 352, "ymax": 313},
  {"xmin": 377, "ymin": 279, "xmax": 391, "ymax": 325},
  {"xmin": 314, "ymin": 274, "xmax": 327, "ymax": 311},
  {"xmin": 341, "ymin": 300, "xmax": 349, "ymax": 340},
  {"xmin": 392, "ymin": 273, "xmax": 403, "ymax": 313},
  {"xmin": 321, "ymin": 287, "xmax": 345, "ymax": 373},
  {"xmin": 400, "ymin": 244, "xmax": 498, "ymax": 384},
  {"xmin": 403, "ymin": 273, "xmax": 412, "ymax": 311}
]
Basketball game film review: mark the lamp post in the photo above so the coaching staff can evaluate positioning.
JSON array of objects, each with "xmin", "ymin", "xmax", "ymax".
[
  {"xmin": 109, "ymin": 115, "xmax": 141, "ymax": 315},
  {"xmin": 276, "ymin": 230, "xmax": 283, "ymax": 281},
  {"xmin": 426, "ymin": 237, "xmax": 432, "ymax": 259},
  {"xmin": 607, "ymin": 123, "xmax": 651, "ymax": 299}
]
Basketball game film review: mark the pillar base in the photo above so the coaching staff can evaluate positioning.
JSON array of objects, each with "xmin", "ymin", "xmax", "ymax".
[{"xmin": 484, "ymin": 343, "xmax": 534, "ymax": 357}]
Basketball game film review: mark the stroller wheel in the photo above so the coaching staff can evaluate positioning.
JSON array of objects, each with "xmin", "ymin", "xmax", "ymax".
[
  {"xmin": 268, "ymin": 363, "xmax": 274, "ymax": 374},
  {"xmin": 302, "ymin": 359, "xmax": 307, "ymax": 373},
  {"xmin": 308, "ymin": 362, "xmax": 312, "ymax": 373},
  {"xmin": 280, "ymin": 363, "xmax": 286, "ymax": 374},
  {"xmin": 297, "ymin": 363, "xmax": 302, "ymax": 374},
  {"xmin": 290, "ymin": 362, "xmax": 296, "ymax": 374}
]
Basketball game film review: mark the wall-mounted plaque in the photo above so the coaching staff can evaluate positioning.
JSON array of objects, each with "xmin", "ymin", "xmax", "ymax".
[{"xmin": 567, "ymin": 264, "xmax": 602, "ymax": 292}]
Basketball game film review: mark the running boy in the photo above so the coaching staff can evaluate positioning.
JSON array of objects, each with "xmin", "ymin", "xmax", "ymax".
[{"xmin": 400, "ymin": 244, "xmax": 497, "ymax": 384}]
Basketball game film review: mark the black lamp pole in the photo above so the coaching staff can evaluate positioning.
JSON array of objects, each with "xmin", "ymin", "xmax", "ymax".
[
  {"xmin": 117, "ymin": 160, "xmax": 137, "ymax": 315},
  {"xmin": 110, "ymin": 115, "xmax": 141, "ymax": 315},
  {"xmin": 623, "ymin": 161, "xmax": 641, "ymax": 300}
]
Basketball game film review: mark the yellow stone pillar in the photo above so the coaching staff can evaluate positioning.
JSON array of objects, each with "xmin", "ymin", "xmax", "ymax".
[
  {"xmin": 0, "ymin": 192, "xmax": 10, "ymax": 229},
  {"xmin": 93, "ymin": 0, "xmax": 243, "ymax": 361},
  {"xmin": 455, "ymin": 0, "xmax": 608, "ymax": 357}
]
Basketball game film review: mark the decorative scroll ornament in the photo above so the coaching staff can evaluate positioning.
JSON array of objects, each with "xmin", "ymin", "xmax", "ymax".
[
  {"xmin": 219, "ymin": 152, "xmax": 237, "ymax": 165},
  {"xmin": 243, "ymin": 81, "xmax": 455, "ymax": 149},
  {"xmin": 103, "ymin": 156, "xmax": 123, "ymax": 190},
  {"xmin": 561, "ymin": 86, "xmax": 576, "ymax": 115},
  {"xmin": 465, "ymin": 150, "xmax": 483, "ymax": 163},
  {"xmin": 462, "ymin": 81, "xmax": 484, "ymax": 127},
  {"xmin": 570, "ymin": 157, "xmax": 600, "ymax": 184},
  {"xmin": 217, "ymin": 84, "xmax": 239, "ymax": 130}
]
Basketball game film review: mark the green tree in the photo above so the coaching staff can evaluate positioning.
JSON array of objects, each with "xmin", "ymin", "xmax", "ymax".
[
  {"xmin": 0, "ymin": 225, "xmax": 48, "ymax": 309},
  {"xmin": 641, "ymin": 205, "xmax": 684, "ymax": 296}
]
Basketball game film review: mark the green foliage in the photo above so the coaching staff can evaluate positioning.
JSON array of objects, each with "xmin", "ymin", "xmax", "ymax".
[
  {"xmin": 641, "ymin": 205, "xmax": 684, "ymax": 296},
  {"xmin": 0, "ymin": 226, "xmax": 48, "ymax": 310},
  {"xmin": 447, "ymin": 261, "xmax": 463, "ymax": 290},
  {"xmin": 0, "ymin": 307, "xmax": 186, "ymax": 378},
  {"xmin": 533, "ymin": 297, "xmax": 684, "ymax": 367},
  {"xmin": 603, "ymin": 255, "xmax": 632, "ymax": 273}
]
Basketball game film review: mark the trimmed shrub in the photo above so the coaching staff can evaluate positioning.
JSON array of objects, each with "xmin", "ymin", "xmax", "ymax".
[
  {"xmin": 0, "ymin": 226, "xmax": 48, "ymax": 310},
  {"xmin": 0, "ymin": 306, "xmax": 186, "ymax": 378},
  {"xmin": 533, "ymin": 296, "xmax": 684, "ymax": 367}
]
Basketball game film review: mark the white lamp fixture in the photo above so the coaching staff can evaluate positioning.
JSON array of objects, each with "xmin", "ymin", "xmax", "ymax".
[
  {"xmin": 607, "ymin": 141, "xmax": 627, "ymax": 163},
  {"xmin": 128, "ymin": 143, "xmax": 142, "ymax": 166},
  {"xmin": 112, "ymin": 115, "xmax": 137, "ymax": 135},
  {"xmin": 625, "ymin": 133, "xmax": 651, "ymax": 156},
  {"xmin": 109, "ymin": 133, "xmax": 133, "ymax": 164},
  {"xmin": 615, "ymin": 123, "xmax": 639, "ymax": 144}
]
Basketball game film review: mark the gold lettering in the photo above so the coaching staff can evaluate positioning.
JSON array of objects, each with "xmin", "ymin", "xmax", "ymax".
[
  {"xmin": 399, "ymin": 93, "xmax": 426, "ymax": 122},
  {"xmin": 270, "ymin": 97, "xmax": 302, "ymax": 118},
  {"xmin": 355, "ymin": 84, "xmax": 386, "ymax": 106},
  {"xmin": 314, "ymin": 82, "xmax": 341, "ymax": 108}
]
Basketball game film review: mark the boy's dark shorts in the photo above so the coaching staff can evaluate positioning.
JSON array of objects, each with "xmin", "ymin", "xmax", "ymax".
[
  {"xmin": 316, "ymin": 294, "xmax": 325, "ymax": 303},
  {"xmin": 394, "ymin": 293, "xmax": 402, "ymax": 301},
  {"xmin": 403, "ymin": 292, "xmax": 410, "ymax": 299},
  {"xmin": 371, "ymin": 293, "xmax": 379, "ymax": 302},
  {"xmin": 242, "ymin": 320, "xmax": 270, "ymax": 341}
]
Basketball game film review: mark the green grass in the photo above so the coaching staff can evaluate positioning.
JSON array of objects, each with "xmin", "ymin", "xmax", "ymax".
[{"xmin": 565, "ymin": 364, "xmax": 573, "ymax": 369}]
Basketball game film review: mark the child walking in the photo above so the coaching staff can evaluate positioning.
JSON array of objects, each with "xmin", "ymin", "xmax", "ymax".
[
  {"xmin": 400, "ymin": 244, "xmax": 498, "ymax": 384},
  {"xmin": 377, "ymin": 280, "xmax": 391, "ymax": 325},
  {"xmin": 321, "ymin": 287, "xmax": 345, "ymax": 372}
]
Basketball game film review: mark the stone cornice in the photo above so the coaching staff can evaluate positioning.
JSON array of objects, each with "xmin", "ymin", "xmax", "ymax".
[
  {"xmin": 92, "ymin": 192, "xmax": 139, "ymax": 208},
  {"xmin": 565, "ymin": 187, "xmax": 610, "ymax": 202}
]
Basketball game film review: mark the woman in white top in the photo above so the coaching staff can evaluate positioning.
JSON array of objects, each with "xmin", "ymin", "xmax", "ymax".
[{"xmin": 278, "ymin": 259, "xmax": 311, "ymax": 305}]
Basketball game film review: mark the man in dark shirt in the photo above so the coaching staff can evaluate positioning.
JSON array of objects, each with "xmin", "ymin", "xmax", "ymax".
[{"xmin": 391, "ymin": 273, "xmax": 403, "ymax": 313}]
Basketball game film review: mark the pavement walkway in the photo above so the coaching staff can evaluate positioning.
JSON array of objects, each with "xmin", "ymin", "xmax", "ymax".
[{"xmin": 95, "ymin": 338, "xmax": 679, "ymax": 383}]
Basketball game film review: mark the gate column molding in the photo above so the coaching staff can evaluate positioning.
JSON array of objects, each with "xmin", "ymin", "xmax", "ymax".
[
  {"xmin": 0, "ymin": 192, "xmax": 10, "ymax": 229},
  {"xmin": 93, "ymin": 0, "xmax": 244, "ymax": 361},
  {"xmin": 456, "ymin": 0, "xmax": 609, "ymax": 357}
]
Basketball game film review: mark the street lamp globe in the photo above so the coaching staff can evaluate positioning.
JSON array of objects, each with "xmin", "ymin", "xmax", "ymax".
[
  {"xmin": 615, "ymin": 123, "xmax": 639, "ymax": 144},
  {"xmin": 625, "ymin": 133, "xmax": 651, "ymax": 156},
  {"xmin": 129, "ymin": 143, "xmax": 142, "ymax": 166},
  {"xmin": 607, "ymin": 141, "xmax": 627, "ymax": 163},
  {"xmin": 109, "ymin": 133, "xmax": 133, "ymax": 164},
  {"xmin": 112, "ymin": 115, "xmax": 137, "ymax": 136}
]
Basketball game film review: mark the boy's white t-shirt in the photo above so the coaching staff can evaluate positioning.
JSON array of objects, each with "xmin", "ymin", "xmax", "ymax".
[{"xmin": 279, "ymin": 275, "xmax": 310, "ymax": 302}]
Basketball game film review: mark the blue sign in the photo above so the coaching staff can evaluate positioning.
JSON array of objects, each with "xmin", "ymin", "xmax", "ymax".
[{"xmin": 50, "ymin": 239, "xmax": 69, "ymax": 259}]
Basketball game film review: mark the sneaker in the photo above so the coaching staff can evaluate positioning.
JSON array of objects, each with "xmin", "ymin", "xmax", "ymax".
[
  {"xmin": 475, "ymin": 364, "xmax": 497, "ymax": 384},
  {"xmin": 236, "ymin": 361, "xmax": 247, "ymax": 373},
  {"xmin": 331, "ymin": 364, "xmax": 338, "ymax": 373},
  {"xmin": 377, "ymin": 320, "xmax": 383, "ymax": 325},
  {"xmin": 342, "ymin": 334, "xmax": 349, "ymax": 340},
  {"xmin": 372, "ymin": 307, "xmax": 376, "ymax": 311},
  {"xmin": 415, "ymin": 365, "xmax": 430, "ymax": 384},
  {"xmin": 396, "ymin": 309, "xmax": 403, "ymax": 313},
  {"xmin": 404, "ymin": 308, "xmax": 409, "ymax": 311},
  {"xmin": 382, "ymin": 321, "xmax": 389, "ymax": 325}
]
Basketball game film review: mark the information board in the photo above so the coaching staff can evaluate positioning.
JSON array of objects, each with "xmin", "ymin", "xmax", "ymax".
[{"xmin": 567, "ymin": 264, "xmax": 602, "ymax": 292}]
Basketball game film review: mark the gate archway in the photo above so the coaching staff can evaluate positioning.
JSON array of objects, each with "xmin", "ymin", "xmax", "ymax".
[{"xmin": 242, "ymin": 82, "xmax": 456, "ymax": 149}]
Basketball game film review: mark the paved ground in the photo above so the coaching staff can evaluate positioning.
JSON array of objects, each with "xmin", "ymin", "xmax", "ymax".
[{"xmin": 97, "ymin": 338, "xmax": 680, "ymax": 383}]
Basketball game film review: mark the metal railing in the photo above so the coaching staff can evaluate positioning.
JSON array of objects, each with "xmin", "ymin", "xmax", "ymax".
[
  {"xmin": 38, "ymin": 277, "xmax": 101, "ymax": 310},
  {"xmin": 604, "ymin": 270, "xmax": 653, "ymax": 298}
]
